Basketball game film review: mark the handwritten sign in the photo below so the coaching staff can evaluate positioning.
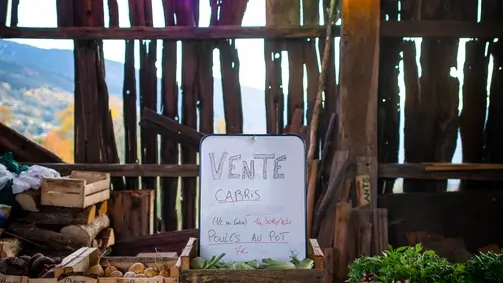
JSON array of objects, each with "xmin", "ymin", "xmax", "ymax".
[
  {"xmin": 356, "ymin": 174, "xmax": 371, "ymax": 207},
  {"xmin": 0, "ymin": 274, "xmax": 28, "ymax": 283},
  {"xmin": 199, "ymin": 135, "xmax": 307, "ymax": 262}
]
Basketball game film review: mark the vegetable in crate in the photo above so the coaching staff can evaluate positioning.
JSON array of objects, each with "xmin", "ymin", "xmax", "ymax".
[
  {"xmin": 190, "ymin": 253, "xmax": 314, "ymax": 270},
  {"xmin": 261, "ymin": 258, "xmax": 296, "ymax": 270},
  {"xmin": 295, "ymin": 258, "xmax": 314, "ymax": 269},
  {"xmin": 0, "ymin": 253, "xmax": 60, "ymax": 277},
  {"xmin": 97, "ymin": 260, "xmax": 170, "ymax": 278},
  {"xmin": 231, "ymin": 262, "xmax": 255, "ymax": 270}
]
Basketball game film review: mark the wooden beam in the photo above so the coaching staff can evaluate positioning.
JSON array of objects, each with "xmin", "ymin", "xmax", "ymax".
[
  {"xmin": 139, "ymin": 107, "xmax": 203, "ymax": 148},
  {"xmin": 0, "ymin": 21, "xmax": 501, "ymax": 40},
  {"xmin": 339, "ymin": 0, "xmax": 380, "ymax": 208},
  {"xmin": 380, "ymin": 21, "xmax": 503, "ymax": 37},
  {"xmin": 17, "ymin": 162, "xmax": 503, "ymax": 180},
  {"xmin": 21, "ymin": 163, "xmax": 199, "ymax": 177},
  {"xmin": 0, "ymin": 122, "xmax": 63, "ymax": 163},
  {"xmin": 379, "ymin": 163, "xmax": 503, "ymax": 181}
]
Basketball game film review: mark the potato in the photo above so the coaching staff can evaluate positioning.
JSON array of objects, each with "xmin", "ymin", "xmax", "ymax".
[
  {"xmin": 30, "ymin": 256, "xmax": 56, "ymax": 278},
  {"xmin": 159, "ymin": 270, "xmax": 170, "ymax": 277},
  {"xmin": 123, "ymin": 271, "xmax": 136, "ymax": 278},
  {"xmin": 88, "ymin": 264, "xmax": 104, "ymax": 276},
  {"xmin": 144, "ymin": 267, "xmax": 158, "ymax": 277},
  {"xmin": 20, "ymin": 255, "xmax": 31, "ymax": 263},
  {"xmin": 135, "ymin": 274, "xmax": 146, "ymax": 278},
  {"xmin": 128, "ymin": 262, "xmax": 146, "ymax": 274},
  {"xmin": 28, "ymin": 253, "xmax": 44, "ymax": 269},
  {"xmin": 104, "ymin": 265, "xmax": 118, "ymax": 277},
  {"xmin": 108, "ymin": 270, "xmax": 123, "ymax": 277},
  {"xmin": 0, "ymin": 257, "xmax": 29, "ymax": 276}
]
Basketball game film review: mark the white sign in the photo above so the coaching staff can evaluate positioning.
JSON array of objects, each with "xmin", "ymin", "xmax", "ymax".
[{"xmin": 199, "ymin": 135, "xmax": 307, "ymax": 262}]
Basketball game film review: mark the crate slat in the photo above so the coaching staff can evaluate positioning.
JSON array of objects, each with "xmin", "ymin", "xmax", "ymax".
[
  {"xmin": 41, "ymin": 171, "xmax": 110, "ymax": 208},
  {"xmin": 176, "ymin": 238, "xmax": 325, "ymax": 283}
]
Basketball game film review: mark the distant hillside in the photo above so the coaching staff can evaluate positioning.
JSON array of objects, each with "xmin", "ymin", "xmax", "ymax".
[{"xmin": 0, "ymin": 39, "xmax": 266, "ymax": 139}]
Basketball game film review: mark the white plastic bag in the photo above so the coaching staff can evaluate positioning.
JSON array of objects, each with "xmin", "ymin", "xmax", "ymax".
[
  {"xmin": 11, "ymin": 165, "xmax": 60, "ymax": 194},
  {"xmin": 0, "ymin": 164, "xmax": 14, "ymax": 191}
]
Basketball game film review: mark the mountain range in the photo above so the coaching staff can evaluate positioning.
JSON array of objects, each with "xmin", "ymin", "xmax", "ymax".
[{"xmin": 0, "ymin": 39, "xmax": 266, "ymax": 139}]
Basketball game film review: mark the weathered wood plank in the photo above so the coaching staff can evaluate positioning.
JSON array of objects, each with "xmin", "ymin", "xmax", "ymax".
[
  {"xmin": 339, "ymin": 0, "xmax": 379, "ymax": 205},
  {"xmin": 111, "ymin": 229, "xmax": 198, "ymax": 256},
  {"xmin": 483, "ymin": 0, "xmax": 503, "ymax": 191},
  {"xmin": 377, "ymin": 0, "xmax": 400, "ymax": 194},
  {"xmin": 10, "ymin": 0, "xmax": 19, "ymax": 27},
  {"xmin": 180, "ymin": 269, "xmax": 325, "ymax": 283},
  {"xmin": 459, "ymin": 40, "xmax": 489, "ymax": 190},
  {"xmin": 25, "ymin": 163, "xmax": 199, "ymax": 177},
  {"xmin": 0, "ymin": 123, "xmax": 63, "ymax": 162},
  {"xmin": 123, "ymin": 39, "xmax": 139, "ymax": 189},
  {"xmin": 140, "ymin": 107, "xmax": 203, "ymax": 148},
  {"xmin": 160, "ymin": 0, "xmax": 180, "ymax": 232},
  {"xmin": 15, "ymin": 162, "xmax": 503, "ymax": 181},
  {"xmin": 380, "ymin": 163, "xmax": 503, "ymax": 180},
  {"xmin": 178, "ymin": 0, "xmax": 199, "ymax": 230},
  {"xmin": 0, "ymin": 21, "xmax": 501, "ymax": 39}
]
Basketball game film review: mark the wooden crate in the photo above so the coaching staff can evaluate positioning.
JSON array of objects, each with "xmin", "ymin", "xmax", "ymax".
[
  {"xmin": 54, "ymin": 247, "xmax": 100, "ymax": 277},
  {"xmin": 1, "ymin": 274, "xmax": 29, "ymax": 283},
  {"xmin": 99, "ymin": 277, "xmax": 174, "ymax": 283},
  {"xmin": 109, "ymin": 190, "xmax": 154, "ymax": 240},
  {"xmin": 98, "ymin": 255, "xmax": 179, "ymax": 283},
  {"xmin": 41, "ymin": 171, "xmax": 110, "ymax": 208},
  {"xmin": 30, "ymin": 275, "xmax": 97, "ymax": 283},
  {"xmin": 99, "ymin": 256, "xmax": 178, "ymax": 273},
  {"xmin": 176, "ymin": 238, "xmax": 325, "ymax": 283}
]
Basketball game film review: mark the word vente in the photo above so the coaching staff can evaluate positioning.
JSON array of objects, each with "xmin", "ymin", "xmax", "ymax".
[{"xmin": 209, "ymin": 152, "xmax": 287, "ymax": 180}]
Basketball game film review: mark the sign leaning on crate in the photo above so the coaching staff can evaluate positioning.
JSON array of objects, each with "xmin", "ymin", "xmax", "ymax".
[
  {"xmin": 173, "ymin": 134, "xmax": 325, "ymax": 283},
  {"xmin": 199, "ymin": 134, "xmax": 308, "ymax": 262}
]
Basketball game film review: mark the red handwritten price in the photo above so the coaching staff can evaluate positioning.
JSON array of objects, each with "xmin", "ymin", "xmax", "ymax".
[
  {"xmin": 253, "ymin": 215, "xmax": 292, "ymax": 227},
  {"xmin": 234, "ymin": 245, "xmax": 248, "ymax": 256}
]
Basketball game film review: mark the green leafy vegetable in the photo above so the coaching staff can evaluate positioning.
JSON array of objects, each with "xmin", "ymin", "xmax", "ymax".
[{"xmin": 295, "ymin": 258, "xmax": 314, "ymax": 269}]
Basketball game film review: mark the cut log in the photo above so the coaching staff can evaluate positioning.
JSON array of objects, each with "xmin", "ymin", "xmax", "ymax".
[
  {"xmin": 19, "ymin": 205, "xmax": 96, "ymax": 225},
  {"xmin": 96, "ymin": 228, "xmax": 115, "ymax": 248},
  {"xmin": 15, "ymin": 190, "xmax": 41, "ymax": 212},
  {"xmin": 7, "ymin": 223, "xmax": 80, "ymax": 250},
  {"xmin": 96, "ymin": 200, "xmax": 108, "ymax": 216},
  {"xmin": 111, "ymin": 229, "xmax": 197, "ymax": 256},
  {"xmin": 110, "ymin": 190, "xmax": 154, "ymax": 240},
  {"xmin": 60, "ymin": 214, "xmax": 110, "ymax": 246},
  {"xmin": 0, "ymin": 238, "xmax": 21, "ymax": 257}
]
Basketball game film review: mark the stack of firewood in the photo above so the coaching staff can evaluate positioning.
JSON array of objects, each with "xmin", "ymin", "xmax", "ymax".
[{"xmin": 6, "ymin": 171, "xmax": 114, "ymax": 255}]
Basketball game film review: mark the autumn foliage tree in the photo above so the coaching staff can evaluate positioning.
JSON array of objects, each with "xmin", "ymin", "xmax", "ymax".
[
  {"xmin": 42, "ymin": 102, "xmax": 122, "ymax": 163},
  {"xmin": 0, "ymin": 105, "xmax": 12, "ymax": 125},
  {"xmin": 215, "ymin": 118, "xmax": 226, "ymax": 134}
]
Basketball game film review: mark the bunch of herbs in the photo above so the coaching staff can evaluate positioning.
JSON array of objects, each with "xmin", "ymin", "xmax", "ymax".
[
  {"xmin": 348, "ymin": 243, "xmax": 466, "ymax": 283},
  {"xmin": 465, "ymin": 250, "xmax": 503, "ymax": 282}
]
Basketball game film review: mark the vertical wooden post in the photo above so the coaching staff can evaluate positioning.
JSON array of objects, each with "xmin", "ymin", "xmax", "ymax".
[
  {"xmin": 264, "ymin": 0, "xmax": 301, "ymax": 133},
  {"xmin": 339, "ymin": 0, "xmax": 380, "ymax": 208}
]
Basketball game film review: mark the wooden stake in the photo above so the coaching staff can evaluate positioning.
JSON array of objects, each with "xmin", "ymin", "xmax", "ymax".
[
  {"xmin": 306, "ymin": 160, "xmax": 319, "ymax": 238},
  {"xmin": 333, "ymin": 202, "xmax": 351, "ymax": 280},
  {"xmin": 306, "ymin": 0, "xmax": 338, "ymax": 179}
]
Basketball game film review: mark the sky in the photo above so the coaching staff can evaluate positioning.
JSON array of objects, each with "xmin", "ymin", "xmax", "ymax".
[{"xmin": 10, "ymin": 0, "xmax": 272, "ymax": 88}]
